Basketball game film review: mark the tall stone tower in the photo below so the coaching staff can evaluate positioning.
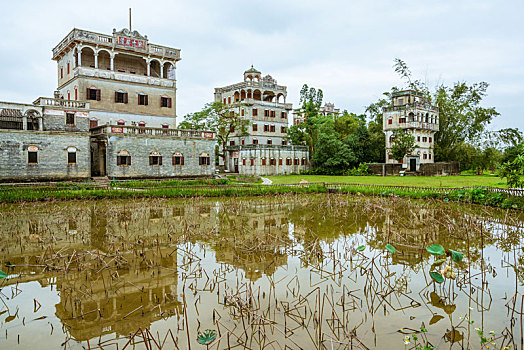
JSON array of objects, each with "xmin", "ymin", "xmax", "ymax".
[
  {"xmin": 383, "ymin": 90, "xmax": 439, "ymax": 171},
  {"xmin": 52, "ymin": 27, "xmax": 181, "ymax": 128}
]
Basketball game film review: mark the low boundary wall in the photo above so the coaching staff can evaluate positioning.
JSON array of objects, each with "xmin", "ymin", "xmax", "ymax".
[{"xmin": 366, "ymin": 162, "xmax": 460, "ymax": 176}]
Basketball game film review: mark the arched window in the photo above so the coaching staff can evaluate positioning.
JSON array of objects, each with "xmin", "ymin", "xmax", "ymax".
[
  {"xmin": 261, "ymin": 157, "xmax": 267, "ymax": 165},
  {"xmin": 67, "ymin": 146, "xmax": 77, "ymax": 165},
  {"xmin": 199, "ymin": 152, "xmax": 210, "ymax": 166},
  {"xmin": 149, "ymin": 151, "xmax": 162, "ymax": 166},
  {"xmin": 172, "ymin": 152, "xmax": 184, "ymax": 165},
  {"xmin": 27, "ymin": 146, "xmax": 38, "ymax": 164},
  {"xmin": 89, "ymin": 118, "xmax": 98, "ymax": 129},
  {"xmin": 117, "ymin": 150, "xmax": 131, "ymax": 166},
  {"xmin": 115, "ymin": 90, "xmax": 128, "ymax": 104}
]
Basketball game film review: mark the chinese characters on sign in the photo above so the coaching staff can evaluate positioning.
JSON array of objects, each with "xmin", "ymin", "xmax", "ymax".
[
  {"xmin": 118, "ymin": 36, "xmax": 144, "ymax": 49},
  {"xmin": 204, "ymin": 132, "xmax": 214, "ymax": 138}
]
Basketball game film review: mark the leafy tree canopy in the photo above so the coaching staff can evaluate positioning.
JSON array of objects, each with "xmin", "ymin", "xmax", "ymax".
[{"xmin": 389, "ymin": 129, "xmax": 417, "ymax": 162}]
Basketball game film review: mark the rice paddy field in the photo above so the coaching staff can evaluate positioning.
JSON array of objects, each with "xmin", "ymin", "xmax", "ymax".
[{"xmin": 0, "ymin": 194, "xmax": 522, "ymax": 349}]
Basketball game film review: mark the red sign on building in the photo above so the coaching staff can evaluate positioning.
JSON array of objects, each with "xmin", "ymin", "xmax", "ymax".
[
  {"xmin": 204, "ymin": 132, "xmax": 214, "ymax": 138},
  {"xmin": 118, "ymin": 36, "xmax": 144, "ymax": 49}
]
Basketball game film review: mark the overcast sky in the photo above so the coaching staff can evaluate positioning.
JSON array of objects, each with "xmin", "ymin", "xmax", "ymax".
[{"xmin": 0, "ymin": 0, "xmax": 522, "ymax": 130}]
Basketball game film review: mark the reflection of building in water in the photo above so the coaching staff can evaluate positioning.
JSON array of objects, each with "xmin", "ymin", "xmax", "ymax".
[
  {"xmin": 213, "ymin": 201, "xmax": 292, "ymax": 281},
  {"xmin": 0, "ymin": 200, "xmax": 222, "ymax": 341}
]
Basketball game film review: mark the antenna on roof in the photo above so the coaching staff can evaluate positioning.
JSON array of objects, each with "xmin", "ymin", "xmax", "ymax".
[{"xmin": 129, "ymin": 8, "xmax": 132, "ymax": 31}]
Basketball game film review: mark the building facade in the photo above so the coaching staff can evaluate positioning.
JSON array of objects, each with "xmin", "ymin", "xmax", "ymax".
[
  {"xmin": 0, "ymin": 98, "xmax": 91, "ymax": 181},
  {"xmin": 0, "ymin": 26, "xmax": 215, "ymax": 182},
  {"xmin": 214, "ymin": 67, "xmax": 309, "ymax": 175},
  {"xmin": 383, "ymin": 90, "xmax": 439, "ymax": 171}
]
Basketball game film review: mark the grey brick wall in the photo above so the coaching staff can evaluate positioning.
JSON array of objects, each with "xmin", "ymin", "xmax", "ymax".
[
  {"xmin": 105, "ymin": 135, "xmax": 216, "ymax": 178},
  {"xmin": 0, "ymin": 130, "xmax": 90, "ymax": 181},
  {"xmin": 43, "ymin": 111, "xmax": 90, "ymax": 132},
  {"xmin": 232, "ymin": 147, "xmax": 309, "ymax": 175}
]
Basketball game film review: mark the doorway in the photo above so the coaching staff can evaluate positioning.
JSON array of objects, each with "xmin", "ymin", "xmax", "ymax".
[{"xmin": 409, "ymin": 158, "xmax": 417, "ymax": 172}]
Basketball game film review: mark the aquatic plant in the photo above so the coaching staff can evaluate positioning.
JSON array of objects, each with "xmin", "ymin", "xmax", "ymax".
[{"xmin": 426, "ymin": 244, "xmax": 463, "ymax": 283}]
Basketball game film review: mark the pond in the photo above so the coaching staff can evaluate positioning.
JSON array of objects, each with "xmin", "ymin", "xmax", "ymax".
[{"xmin": 0, "ymin": 194, "xmax": 523, "ymax": 349}]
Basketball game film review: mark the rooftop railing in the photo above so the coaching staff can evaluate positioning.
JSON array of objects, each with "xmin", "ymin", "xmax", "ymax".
[
  {"xmin": 384, "ymin": 103, "xmax": 439, "ymax": 112},
  {"xmin": 74, "ymin": 67, "xmax": 176, "ymax": 87},
  {"xmin": 384, "ymin": 121, "xmax": 439, "ymax": 131},
  {"xmin": 90, "ymin": 125, "xmax": 215, "ymax": 139},
  {"xmin": 227, "ymin": 144, "xmax": 308, "ymax": 151}
]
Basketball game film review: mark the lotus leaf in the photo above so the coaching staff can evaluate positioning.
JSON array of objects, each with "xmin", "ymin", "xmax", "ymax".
[
  {"xmin": 197, "ymin": 329, "xmax": 216, "ymax": 345},
  {"xmin": 426, "ymin": 244, "xmax": 445, "ymax": 256},
  {"xmin": 385, "ymin": 244, "xmax": 396, "ymax": 254}
]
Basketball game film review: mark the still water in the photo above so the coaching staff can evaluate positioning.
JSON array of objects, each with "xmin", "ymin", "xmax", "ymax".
[{"xmin": 0, "ymin": 194, "xmax": 523, "ymax": 349}]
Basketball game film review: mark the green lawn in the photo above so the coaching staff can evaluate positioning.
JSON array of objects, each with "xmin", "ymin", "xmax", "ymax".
[{"xmin": 265, "ymin": 174, "xmax": 508, "ymax": 188}]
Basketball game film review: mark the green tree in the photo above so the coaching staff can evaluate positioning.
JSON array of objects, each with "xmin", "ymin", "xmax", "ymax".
[
  {"xmin": 499, "ymin": 144, "xmax": 524, "ymax": 188},
  {"xmin": 390, "ymin": 129, "xmax": 417, "ymax": 162},
  {"xmin": 180, "ymin": 102, "xmax": 249, "ymax": 166},
  {"xmin": 313, "ymin": 120, "xmax": 357, "ymax": 174}
]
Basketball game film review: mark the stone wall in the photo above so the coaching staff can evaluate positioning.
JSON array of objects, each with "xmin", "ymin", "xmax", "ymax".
[
  {"xmin": 0, "ymin": 130, "xmax": 90, "ymax": 181},
  {"xmin": 104, "ymin": 134, "xmax": 215, "ymax": 178},
  {"xmin": 367, "ymin": 162, "xmax": 460, "ymax": 176}
]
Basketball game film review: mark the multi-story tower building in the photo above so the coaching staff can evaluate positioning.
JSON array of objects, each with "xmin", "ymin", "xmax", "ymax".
[
  {"xmin": 52, "ymin": 27, "xmax": 180, "ymax": 128},
  {"xmin": 293, "ymin": 102, "xmax": 340, "ymax": 125},
  {"xmin": 383, "ymin": 90, "xmax": 439, "ymax": 171},
  {"xmin": 214, "ymin": 67, "xmax": 309, "ymax": 175}
]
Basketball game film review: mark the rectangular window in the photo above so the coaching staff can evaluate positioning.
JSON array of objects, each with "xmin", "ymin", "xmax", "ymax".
[
  {"xmin": 294, "ymin": 158, "xmax": 299, "ymax": 165},
  {"xmin": 228, "ymin": 97, "xmax": 231, "ymax": 104},
  {"xmin": 223, "ymin": 98, "xmax": 226, "ymax": 104},
  {"xmin": 281, "ymin": 126, "xmax": 287, "ymax": 133},
  {"xmin": 262, "ymin": 158, "xmax": 266, "ymax": 165},
  {"xmin": 399, "ymin": 118, "xmax": 406, "ymax": 123},
  {"xmin": 253, "ymin": 109, "xmax": 258, "ymax": 116},
  {"xmin": 270, "ymin": 158, "xmax": 276, "ymax": 165},
  {"xmin": 68, "ymin": 152, "xmax": 77, "ymax": 164},
  {"xmin": 279, "ymin": 158, "xmax": 283, "ymax": 165},
  {"xmin": 28, "ymin": 151, "xmax": 38, "ymax": 164},
  {"xmin": 199, "ymin": 156, "xmax": 211, "ymax": 165},
  {"xmin": 423, "ymin": 137, "xmax": 427, "ymax": 142},
  {"xmin": 149, "ymin": 155, "xmax": 162, "ymax": 166},
  {"xmin": 270, "ymin": 111, "xmax": 275, "ymax": 118},
  {"xmin": 252, "ymin": 124, "xmax": 258, "ymax": 131},
  {"xmin": 301, "ymin": 158, "xmax": 307, "ymax": 165},
  {"xmin": 423, "ymin": 154, "xmax": 427, "ymax": 160},
  {"xmin": 250, "ymin": 158, "xmax": 254, "ymax": 166},
  {"xmin": 267, "ymin": 139, "xmax": 272, "ymax": 145},
  {"xmin": 138, "ymin": 94, "xmax": 148, "ymax": 105},
  {"xmin": 253, "ymin": 139, "xmax": 258, "ymax": 145},
  {"xmin": 270, "ymin": 125, "xmax": 275, "ymax": 132},
  {"xmin": 66, "ymin": 113, "xmax": 75, "ymax": 126},
  {"xmin": 67, "ymin": 63, "xmax": 70, "ymax": 74},
  {"xmin": 429, "ymin": 137, "xmax": 432, "ymax": 143},
  {"xmin": 161, "ymin": 97, "xmax": 172, "ymax": 108},
  {"xmin": 117, "ymin": 155, "xmax": 131, "ymax": 166},
  {"xmin": 417, "ymin": 136, "xmax": 420, "ymax": 142},
  {"xmin": 242, "ymin": 158, "xmax": 246, "ymax": 166},
  {"xmin": 281, "ymin": 112, "xmax": 287, "ymax": 119},
  {"xmin": 282, "ymin": 140, "xmax": 287, "ymax": 146},
  {"xmin": 264, "ymin": 124, "xmax": 269, "ymax": 132},
  {"xmin": 264, "ymin": 110, "xmax": 269, "ymax": 117},
  {"xmin": 388, "ymin": 119, "xmax": 392, "ymax": 125},
  {"xmin": 286, "ymin": 158, "xmax": 292, "ymax": 166},
  {"xmin": 241, "ymin": 139, "xmax": 245, "ymax": 145},
  {"xmin": 60, "ymin": 67, "xmax": 63, "ymax": 79},
  {"xmin": 241, "ymin": 109, "xmax": 245, "ymax": 116},
  {"xmin": 115, "ymin": 91, "xmax": 128, "ymax": 104},
  {"xmin": 429, "ymin": 154, "xmax": 432, "ymax": 159},
  {"xmin": 230, "ymin": 140, "xmax": 235, "ymax": 146},
  {"xmin": 87, "ymin": 88, "xmax": 100, "ymax": 101},
  {"xmin": 172, "ymin": 155, "xmax": 184, "ymax": 165}
]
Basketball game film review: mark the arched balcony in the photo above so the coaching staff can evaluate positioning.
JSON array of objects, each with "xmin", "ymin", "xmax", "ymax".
[
  {"xmin": 97, "ymin": 50, "xmax": 111, "ymax": 70},
  {"xmin": 114, "ymin": 53, "xmax": 147, "ymax": 75},
  {"xmin": 253, "ymin": 90, "xmax": 261, "ymax": 101},
  {"xmin": 149, "ymin": 60, "xmax": 161, "ymax": 78},
  {"xmin": 263, "ymin": 91, "xmax": 275, "ymax": 102}
]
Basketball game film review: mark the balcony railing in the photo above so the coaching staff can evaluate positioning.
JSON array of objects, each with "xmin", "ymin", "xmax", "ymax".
[
  {"xmin": 90, "ymin": 125, "xmax": 215, "ymax": 139},
  {"xmin": 33, "ymin": 97, "xmax": 89, "ymax": 109},
  {"xmin": 383, "ymin": 103, "xmax": 438, "ymax": 112},
  {"xmin": 227, "ymin": 144, "xmax": 308, "ymax": 151},
  {"xmin": 385, "ymin": 121, "xmax": 439, "ymax": 131},
  {"xmin": 236, "ymin": 99, "xmax": 292, "ymax": 110},
  {"xmin": 216, "ymin": 81, "xmax": 287, "ymax": 93},
  {"xmin": 75, "ymin": 67, "xmax": 175, "ymax": 87}
]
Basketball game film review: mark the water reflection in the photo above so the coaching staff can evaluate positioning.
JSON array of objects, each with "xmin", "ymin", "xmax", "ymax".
[{"xmin": 0, "ymin": 195, "xmax": 523, "ymax": 349}]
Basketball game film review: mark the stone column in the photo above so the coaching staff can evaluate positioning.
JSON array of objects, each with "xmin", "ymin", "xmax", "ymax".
[
  {"xmin": 38, "ymin": 117, "xmax": 43, "ymax": 131},
  {"xmin": 77, "ymin": 46, "xmax": 82, "ymax": 67},
  {"xmin": 110, "ymin": 52, "xmax": 115, "ymax": 71},
  {"xmin": 94, "ymin": 52, "xmax": 98, "ymax": 69},
  {"xmin": 22, "ymin": 116, "xmax": 27, "ymax": 130},
  {"xmin": 160, "ymin": 63, "xmax": 164, "ymax": 78},
  {"xmin": 147, "ymin": 60, "xmax": 151, "ymax": 76}
]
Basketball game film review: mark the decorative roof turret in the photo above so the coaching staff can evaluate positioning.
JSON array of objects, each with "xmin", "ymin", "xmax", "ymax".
[{"xmin": 244, "ymin": 65, "xmax": 261, "ymax": 81}]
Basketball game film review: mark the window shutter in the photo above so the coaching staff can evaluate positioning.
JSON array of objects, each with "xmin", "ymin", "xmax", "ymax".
[
  {"xmin": 128, "ymin": 157, "xmax": 131, "ymax": 165},
  {"xmin": 199, "ymin": 157, "xmax": 202, "ymax": 165},
  {"xmin": 115, "ymin": 91, "xmax": 118, "ymax": 102},
  {"xmin": 181, "ymin": 157, "xmax": 184, "ymax": 165},
  {"xmin": 206, "ymin": 157, "xmax": 210, "ymax": 165},
  {"xmin": 145, "ymin": 95, "xmax": 148, "ymax": 105},
  {"xmin": 159, "ymin": 156, "xmax": 162, "ymax": 165},
  {"xmin": 96, "ymin": 89, "xmax": 101, "ymax": 101},
  {"xmin": 86, "ymin": 88, "xmax": 90, "ymax": 99},
  {"xmin": 172, "ymin": 156, "xmax": 175, "ymax": 165},
  {"xmin": 117, "ymin": 156, "xmax": 121, "ymax": 166},
  {"xmin": 124, "ymin": 93, "xmax": 128, "ymax": 104},
  {"xmin": 168, "ymin": 98, "xmax": 172, "ymax": 108},
  {"xmin": 149, "ymin": 156, "xmax": 153, "ymax": 165}
]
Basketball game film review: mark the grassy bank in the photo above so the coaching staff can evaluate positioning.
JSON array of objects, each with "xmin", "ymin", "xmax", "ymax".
[
  {"xmin": 266, "ymin": 174, "xmax": 506, "ymax": 187},
  {"xmin": 1, "ymin": 182, "xmax": 523, "ymax": 211}
]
